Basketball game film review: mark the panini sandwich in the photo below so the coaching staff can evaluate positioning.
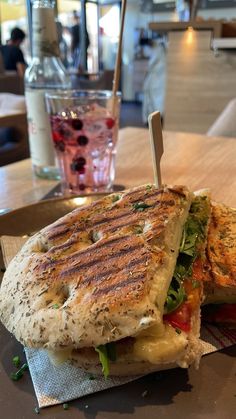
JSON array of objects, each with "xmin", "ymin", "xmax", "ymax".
[{"xmin": 0, "ymin": 185, "xmax": 211, "ymax": 376}]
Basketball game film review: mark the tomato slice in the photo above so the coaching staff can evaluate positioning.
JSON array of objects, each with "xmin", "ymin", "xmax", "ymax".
[
  {"xmin": 164, "ymin": 303, "xmax": 191, "ymax": 332},
  {"xmin": 191, "ymin": 257, "xmax": 204, "ymax": 281}
]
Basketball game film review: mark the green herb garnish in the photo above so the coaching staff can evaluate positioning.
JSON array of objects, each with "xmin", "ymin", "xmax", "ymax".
[
  {"xmin": 11, "ymin": 363, "xmax": 28, "ymax": 381},
  {"xmin": 63, "ymin": 403, "xmax": 69, "ymax": 410},
  {"xmin": 134, "ymin": 225, "xmax": 143, "ymax": 234},
  {"xmin": 112, "ymin": 195, "xmax": 120, "ymax": 203},
  {"xmin": 92, "ymin": 231, "xmax": 100, "ymax": 243},
  {"xmin": 52, "ymin": 303, "xmax": 59, "ymax": 309},
  {"xmin": 133, "ymin": 202, "xmax": 152, "ymax": 212},
  {"xmin": 12, "ymin": 355, "xmax": 21, "ymax": 368}
]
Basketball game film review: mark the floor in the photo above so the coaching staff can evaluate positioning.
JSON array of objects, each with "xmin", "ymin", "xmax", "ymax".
[{"xmin": 120, "ymin": 102, "xmax": 145, "ymax": 128}]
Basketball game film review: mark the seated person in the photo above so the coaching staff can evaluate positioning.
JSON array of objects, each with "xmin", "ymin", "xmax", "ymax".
[{"xmin": 0, "ymin": 27, "xmax": 27, "ymax": 77}]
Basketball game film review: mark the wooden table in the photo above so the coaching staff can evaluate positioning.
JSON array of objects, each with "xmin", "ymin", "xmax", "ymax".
[
  {"xmin": 0, "ymin": 127, "xmax": 236, "ymax": 418},
  {"xmin": 0, "ymin": 127, "xmax": 236, "ymax": 210}
]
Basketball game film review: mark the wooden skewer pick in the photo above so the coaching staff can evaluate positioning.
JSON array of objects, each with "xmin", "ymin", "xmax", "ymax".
[
  {"xmin": 148, "ymin": 111, "xmax": 164, "ymax": 188},
  {"xmin": 111, "ymin": 0, "xmax": 127, "ymax": 116}
]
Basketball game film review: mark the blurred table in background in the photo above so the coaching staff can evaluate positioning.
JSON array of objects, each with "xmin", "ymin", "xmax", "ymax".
[{"xmin": 0, "ymin": 127, "xmax": 236, "ymax": 211}]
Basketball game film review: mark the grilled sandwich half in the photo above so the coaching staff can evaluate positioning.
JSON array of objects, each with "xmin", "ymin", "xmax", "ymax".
[
  {"xmin": 0, "ymin": 185, "xmax": 211, "ymax": 376},
  {"xmin": 202, "ymin": 202, "xmax": 236, "ymax": 327}
]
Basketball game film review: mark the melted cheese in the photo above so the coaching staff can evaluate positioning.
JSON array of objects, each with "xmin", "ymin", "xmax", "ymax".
[
  {"xmin": 47, "ymin": 348, "xmax": 72, "ymax": 365},
  {"xmin": 137, "ymin": 322, "xmax": 166, "ymax": 338},
  {"xmin": 47, "ymin": 323, "xmax": 188, "ymax": 367},
  {"xmin": 133, "ymin": 324, "xmax": 188, "ymax": 364}
]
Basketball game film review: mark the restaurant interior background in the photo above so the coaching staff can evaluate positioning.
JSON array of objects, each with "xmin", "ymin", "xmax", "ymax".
[{"xmin": 0, "ymin": 0, "xmax": 236, "ymax": 167}]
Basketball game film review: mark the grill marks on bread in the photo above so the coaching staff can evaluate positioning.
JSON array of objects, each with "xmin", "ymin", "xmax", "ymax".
[
  {"xmin": 38, "ymin": 235, "xmax": 151, "ymax": 302},
  {"xmin": 44, "ymin": 186, "xmax": 181, "ymax": 248},
  {"xmin": 60, "ymin": 235, "xmax": 150, "ymax": 301},
  {"xmin": 33, "ymin": 185, "xmax": 188, "ymax": 312},
  {"xmin": 36, "ymin": 185, "xmax": 189, "ymax": 306}
]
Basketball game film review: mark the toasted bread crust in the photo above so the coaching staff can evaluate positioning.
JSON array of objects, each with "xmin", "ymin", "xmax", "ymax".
[
  {"xmin": 204, "ymin": 202, "xmax": 236, "ymax": 304},
  {"xmin": 0, "ymin": 185, "xmax": 192, "ymax": 350}
]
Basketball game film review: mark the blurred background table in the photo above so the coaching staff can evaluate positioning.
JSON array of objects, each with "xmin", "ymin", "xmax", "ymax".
[{"xmin": 0, "ymin": 127, "xmax": 236, "ymax": 211}]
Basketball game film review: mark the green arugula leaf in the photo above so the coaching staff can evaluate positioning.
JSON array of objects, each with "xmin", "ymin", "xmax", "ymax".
[
  {"xmin": 95, "ymin": 342, "xmax": 117, "ymax": 378},
  {"xmin": 164, "ymin": 195, "xmax": 210, "ymax": 315},
  {"xmin": 164, "ymin": 278, "xmax": 186, "ymax": 314},
  {"xmin": 95, "ymin": 345, "xmax": 109, "ymax": 379}
]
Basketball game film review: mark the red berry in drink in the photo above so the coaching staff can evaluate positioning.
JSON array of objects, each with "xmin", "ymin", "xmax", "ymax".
[
  {"xmin": 79, "ymin": 183, "xmax": 86, "ymax": 191},
  {"xmin": 106, "ymin": 118, "xmax": 115, "ymax": 129},
  {"xmin": 77, "ymin": 135, "xmax": 89, "ymax": 146},
  {"xmin": 78, "ymin": 167, "xmax": 86, "ymax": 174},
  {"xmin": 52, "ymin": 131, "xmax": 61, "ymax": 142},
  {"xmin": 70, "ymin": 157, "xmax": 86, "ymax": 172},
  {"xmin": 56, "ymin": 141, "xmax": 65, "ymax": 152},
  {"xmin": 71, "ymin": 119, "xmax": 83, "ymax": 130}
]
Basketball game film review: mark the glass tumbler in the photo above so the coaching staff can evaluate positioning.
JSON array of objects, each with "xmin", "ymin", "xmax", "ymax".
[{"xmin": 45, "ymin": 90, "xmax": 121, "ymax": 194}]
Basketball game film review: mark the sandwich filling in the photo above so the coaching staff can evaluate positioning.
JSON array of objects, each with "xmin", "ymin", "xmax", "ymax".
[{"xmin": 163, "ymin": 195, "xmax": 210, "ymax": 332}]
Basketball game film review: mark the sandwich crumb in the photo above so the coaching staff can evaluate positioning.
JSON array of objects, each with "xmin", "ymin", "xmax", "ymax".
[{"xmin": 142, "ymin": 390, "xmax": 148, "ymax": 398}]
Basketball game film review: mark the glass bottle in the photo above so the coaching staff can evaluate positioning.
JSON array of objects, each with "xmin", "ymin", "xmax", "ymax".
[{"xmin": 25, "ymin": 0, "xmax": 71, "ymax": 180}]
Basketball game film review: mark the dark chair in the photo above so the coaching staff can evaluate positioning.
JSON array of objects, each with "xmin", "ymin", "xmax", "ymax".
[{"xmin": 0, "ymin": 113, "xmax": 29, "ymax": 166}]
